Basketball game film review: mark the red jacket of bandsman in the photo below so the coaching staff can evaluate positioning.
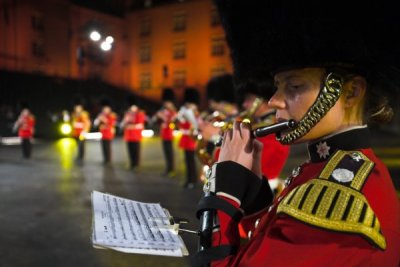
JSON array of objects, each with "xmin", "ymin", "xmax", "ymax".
[
  {"xmin": 71, "ymin": 111, "xmax": 91, "ymax": 138},
  {"xmin": 158, "ymin": 108, "xmax": 177, "ymax": 141},
  {"xmin": 17, "ymin": 113, "xmax": 35, "ymax": 138},
  {"xmin": 178, "ymin": 120, "xmax": 197, "ymax": 151},
  {"xmin": 258, "ymin": 134, "xmax": 290, "ymax": 180},
  {"xmin": 97, "ymin": 112, "xmax": 117, "ymax": 140},
  {"xmin": 122, "ymin": 110, "xmax": 146, "ymax": 142}
]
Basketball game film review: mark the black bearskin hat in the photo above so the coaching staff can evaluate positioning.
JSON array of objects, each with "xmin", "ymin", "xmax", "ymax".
[
  {"xmin": 126, "ymin": 95, "xmax": 137, "ymax": 106},
  {"xmin": 206, "ymin": 74, "xmax": 236, "ymax": 104},
  {"xmin": 183, "ymin": 87, "xmax": 200, "ymax": 105},
  {"xmin": 73, "ymin": 96, "xmax": 85, "ymax": 107},
  {"xmin": 235, "ymin": 78, "xmax": 275, "ymax": 104},
  {"xmin": 161, "ymin": 88, "xmax": 176, "ymax": 103},
  {"xmin": 20, "ymin": 101, "xmax": 30, "ymax": 110},
  {"xmin": 100, "ymin": 98, "xmax": 112, "ymax": 108},
  {"xmin": 214, "ymin": 0, "xmax": 400, "ymax": 121}
]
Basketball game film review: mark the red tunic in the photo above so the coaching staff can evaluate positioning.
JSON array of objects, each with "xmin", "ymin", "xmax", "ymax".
[
  {"xmin": 257, "ymin": 134, "xmax": 290, "ymax": 180},
  {"xmin": 17, "ymin": 115, "xmax": 35, "ymax": 138},
  {"xmin": 178, "ymin": 121, "xmax": 197, "ymax": 151},
  {"xmin": 238, "ymin": 134, "xmax": 290, "ymax": 238},
  {"xmin": 71, "ymin": 111, "xmax": 90, "ymax": 138},
  {"xmin": 99, "ymin": 112, "xmax": 117, "ymax": 140},
  {"xmin": 209, "ymin": 147, "xmax": 400, "ymax": 266},
  {"xmin": 123, "ymin": 110, "xmax": 146, "ymax": 142},
  {"xmin": 212, "ymin": 136, "xmax": 289, "ymax": 178},
  {"xmin": 159, "ymin": 109, "xmax": 177, "ymax": 141}
]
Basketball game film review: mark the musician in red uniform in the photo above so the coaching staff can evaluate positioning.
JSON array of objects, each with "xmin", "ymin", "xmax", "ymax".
[
  {"xmin": 155, "ymin": 88, "xmax": 177, "ymax": 176},
  {"xmin": 94, "ymin": 102, "xmax": 117, "ymax": 164},
  {"xmin": 192, "ymin": 1, "xmax": 400, "ymax": 266},
  {"xmin": 231, "ymin": 79, "xmax": 291, "ymax": 239},
  {"xmin": 177, "ymin": 88, "xmax": 200, "ymax": 189},
  {"xmin": 240, "ymin": 88, "xmax": 290, "ymax": 193},
  {"xmin": 200, "ymin": 74, "xmax": 238, "ymax": 161},
  {"xmin": 13, "ymin": 107, "xmax": 35, "ymax": 159},
  {"xmin": 71, "ymin": 104, "xmax": 91, "ymax": 161},
  {"xmin": 121, "ymin": 99, "xmax": 146, "ymax": 170}
]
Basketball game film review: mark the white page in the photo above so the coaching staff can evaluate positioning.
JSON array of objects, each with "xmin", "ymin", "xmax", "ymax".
[{"xmin": 91, "ymin": 191, "xmax": 188, "ymax": 256}]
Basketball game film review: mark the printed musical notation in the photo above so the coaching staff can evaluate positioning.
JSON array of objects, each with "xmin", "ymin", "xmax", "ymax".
[{"xmin": 91, "ymin": 191, "xmax": 188, "ymax": 257}]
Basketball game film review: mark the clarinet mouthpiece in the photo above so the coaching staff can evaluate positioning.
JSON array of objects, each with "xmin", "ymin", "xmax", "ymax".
[{"xmin": 252, "ymin": 119, "xmax": 297, "ymax": 138}]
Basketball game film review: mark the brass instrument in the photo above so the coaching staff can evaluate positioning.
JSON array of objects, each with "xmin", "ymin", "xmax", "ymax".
[
  {"xmin": 195, "ymin": 111, "xmax": 228, "ymax": 167},
  {"xmin": 196, "ymin": 97, "xmax": 265, "ymax": 167},
  {"xmin": 214, "ymin": 97, "xmax": 264, "ymax": 131}
]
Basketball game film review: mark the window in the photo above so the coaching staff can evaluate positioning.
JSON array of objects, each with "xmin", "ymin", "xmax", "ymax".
[
  {"xmin": 139, "ymin": 45, "xmax": 151, "ymax": 63},
  {"xmin": 210, "ymin": 66, "xmax": 226, "ymax": 78},
  {"xmin": 31, "ymin": 12, "xmax": 44, "ymax": 31},
  {"xmin": 173, "ymin": 12, "xmax": 186, "ymax": 32},
  {"xmin": 173, "ymin": 69, "xmax": 186, "ymax": 88},
  {"xmin": 140, "ymin": 18, "xmax": 151, "ymax": 36},
  {"xmin": 140, "ymin": 72, "xmax": 152, "ymax": 90},
  {"xmin": 211, "ymin": 36, "xmax": 225, "ymax": 56},
  {"xmin": 210, "ymin": 8, "xmax": 220, "ymax": 27},
  {"xmin": 32, "ymin": 40, "xmax": 45, "ymax": 57},
  {"xmin": 173, "ymin": 41, "xmax": 186, "ymax": 59}
]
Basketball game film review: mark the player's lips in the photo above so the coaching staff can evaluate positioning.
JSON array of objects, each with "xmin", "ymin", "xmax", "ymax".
[{"xmin": 275, "ymin": 118, "xmax": 294, "ymax": 139}]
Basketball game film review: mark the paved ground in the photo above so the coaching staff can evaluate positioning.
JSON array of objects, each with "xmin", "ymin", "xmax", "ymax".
[
  {"xmin": 0, "ymin": 137, "xmax": 203, "ymax": 267},
  {"xmin": 0, "ymin": 129, "xmax": 398, "ymax": 267}
]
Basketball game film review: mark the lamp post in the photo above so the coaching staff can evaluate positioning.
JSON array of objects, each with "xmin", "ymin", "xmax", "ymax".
[{"xmin": 77, "ymin": 29, "xmax": 115, "ymax": 79}]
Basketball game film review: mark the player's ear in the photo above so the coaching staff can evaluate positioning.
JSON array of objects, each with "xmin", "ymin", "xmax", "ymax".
[{"xmin": 343, "ymin": 76, "xmax": 366, "ymax": 108}]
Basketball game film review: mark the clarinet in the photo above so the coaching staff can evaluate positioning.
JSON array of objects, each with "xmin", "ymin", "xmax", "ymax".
[
  {"xmin": 197, "ymin": 120, "xmax": 297, "ymax": 264},
  {"xmin": 214, "ymin": 119, "xmax": 297, "ymax": 147}
]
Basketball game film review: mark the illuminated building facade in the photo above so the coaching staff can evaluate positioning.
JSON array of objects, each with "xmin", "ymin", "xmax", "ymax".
[
  {"xmin": 126, "ymin": 0, "xmax": 233, "ymax": 102},
  {"xmin": 0, "ymin": 0, "xmax": 232, "ymax": 103}
]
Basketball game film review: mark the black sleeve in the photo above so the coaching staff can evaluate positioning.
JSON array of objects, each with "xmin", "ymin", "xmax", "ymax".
[{"xmin": 215, "ymin": 161, "xmax": 274, "ymax": 214}]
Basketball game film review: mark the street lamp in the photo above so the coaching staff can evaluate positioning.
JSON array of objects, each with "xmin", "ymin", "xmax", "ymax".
[
  {"xmin": 100, "ymin": 41, "xmax": 112, "ymax": 51},
  {"xmin": 105, "ymin": 36, "xmax": 114, "ymax": 44},
  {"xmin": 90, "ymin": 31, "xmax": 114, "ymax": 51},
  {"xmin": 89, "ymin": 30, "xmax": 101, "ymax": 41},
  {"xmin": 77, "ymin": 28, "xmax": 115, "ymax": 77}
]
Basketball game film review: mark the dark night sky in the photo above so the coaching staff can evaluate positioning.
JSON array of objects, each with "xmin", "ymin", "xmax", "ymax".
[{"xmin": 70, "ymin": 0, "xmax": 188, "ymax": 17}]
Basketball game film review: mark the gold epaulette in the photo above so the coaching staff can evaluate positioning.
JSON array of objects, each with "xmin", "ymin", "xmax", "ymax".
[{"xmin": 277, "ymin": 150, "xmax": 386, "ymax": 250}]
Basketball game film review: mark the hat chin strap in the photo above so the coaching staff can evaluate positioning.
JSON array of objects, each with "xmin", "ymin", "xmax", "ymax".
[{"xmin": 277, "ymin": 72, "xmax": 344, "ymax": 145}]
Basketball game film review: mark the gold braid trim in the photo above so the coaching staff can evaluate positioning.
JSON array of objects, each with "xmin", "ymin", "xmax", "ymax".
[
  {"xmin": 319, "ymin": 150, "xmax": 374, "ymax": 191},
  {"xmin": 319, "ymin": 151, "xmax": 347, "ymax": 179},
  {"xmin": 278, "ymin": 73, "xmax": 344, "ymax": 144},
  {"xmin": 277, "ymin": 177, "xmax": 386, "ymax": 250}
]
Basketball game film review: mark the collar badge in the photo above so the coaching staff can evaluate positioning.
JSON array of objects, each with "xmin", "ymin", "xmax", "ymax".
[{"xmin": 316, "ymin": 141, "xmax": 331, "ymax": 159}]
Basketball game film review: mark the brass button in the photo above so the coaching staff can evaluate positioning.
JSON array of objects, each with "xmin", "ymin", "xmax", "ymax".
[
  {"xmin": 248, "ymin": 230, "xmax": 252, "ymax": 239},
  {"xmin": 292, "ymin": 166, "xmax": 301, "ymax": 177},
  {"xmin": 268, "ymin": 205, "xmax": 274, "ymax": 212}
]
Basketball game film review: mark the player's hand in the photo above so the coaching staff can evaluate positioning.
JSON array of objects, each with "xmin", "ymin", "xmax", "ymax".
[{"xmin": 218, "ymin": 121, "xmax": 263, "ymax": 178}]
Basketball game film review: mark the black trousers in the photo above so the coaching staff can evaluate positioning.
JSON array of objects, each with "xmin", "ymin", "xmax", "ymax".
[
  {"xmin": 101, "ymin": 139, "xmax": 112, "ymax": 163},
  {"xmin": 162, "ymin": 140, "xmax": 174, "ymax": 173},
  {"xmin": 127, "ymin": 141, "xmax": 140, "ymax": 168},
  {"xmin": 75, "ymin": 137, "xmax": 85, "ymax": 160},
  {"xmin": 184, "ymin": 150, "xmax": 197, "ymax": 185},
  {"xmin": 21, "ymin": 138, "xmax": 31, "ymax": 158}
]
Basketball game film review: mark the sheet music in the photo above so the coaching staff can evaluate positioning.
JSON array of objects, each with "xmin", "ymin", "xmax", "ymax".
[{"xmin": 91, "ymin": 191, "xmax": 188, "ymax": 257}]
